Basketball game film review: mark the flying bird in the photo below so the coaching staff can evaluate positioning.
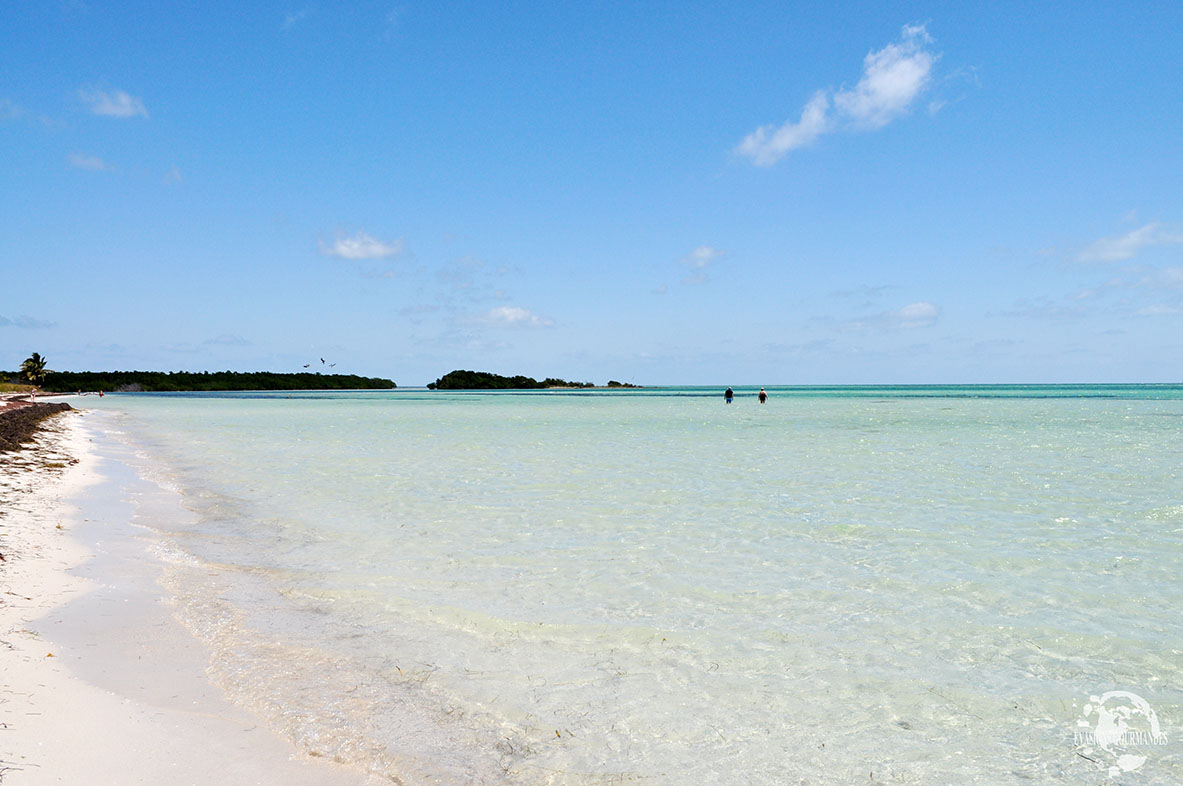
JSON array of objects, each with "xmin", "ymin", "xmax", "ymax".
[
  {"xmin": 320, "ymin": 357, "xmax": 325, "ymax": 364},
  {"xmin": 303, "ymin": 364, "xmax": 311, "ymax": 368}
]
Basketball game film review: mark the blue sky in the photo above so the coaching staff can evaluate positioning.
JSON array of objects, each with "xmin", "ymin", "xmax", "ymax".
[{"xmin": 3, "ymin": 2, "xmax": 1181, "ymax": 385}]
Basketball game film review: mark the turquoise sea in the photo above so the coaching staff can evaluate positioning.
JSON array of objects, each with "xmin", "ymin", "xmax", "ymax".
[{"xmin": 78, "ymin": 386, "xmax": 1182, "ymax": 784}]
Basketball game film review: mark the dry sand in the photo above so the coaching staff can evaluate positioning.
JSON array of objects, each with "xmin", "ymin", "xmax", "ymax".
[{"xmin": 1, "ymin": 410, "xmax": 387, "ymax": 785}]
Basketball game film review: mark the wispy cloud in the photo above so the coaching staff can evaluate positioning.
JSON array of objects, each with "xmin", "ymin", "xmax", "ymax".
[
  {"xmin": 682, "ymin": 245, "xmax": 724, "ymax": 270},
  {"xmin": 680, "ymin": 245, "xmax": 725, "ymax": 285},
  {"xmin": 479, "ymin": 306, "xmax": 554, "ymax": 328},
  {"xmin": 763, "ymin": 338, "xmax": 837, "ymax": 356},
  {"xmin": 160, "ymin": 342, "xmax": 201, "ymax": 355},
  {"xmin": 68, "ymin": 152, "xmax": 114, "ymax": 171},
  {"xmin": 163, "ymin": 165, "xmax": 182, "ymax": 184},
  {"xmin": 1156, "ymin": 266, "xmax": 1183, "ymax": 287},
  {"xmin": 1006, "ymin": 261, "xmax": 1183, "ymax": 320},
  {"xmin": 1120, "ymin": 265, "xmax": 1183, "ymax": 297},
  {"xmin": 0, "ymin": 314, "xmax": 57, "ymax": 329},
  {"xmin": 203, "ymin": 334, "xmax": 250, "ymax": 346},
  {"xmin": 843, "ymin": 300, "xmax": 941, "ymax": 331},
  {"xmin": 1, "ymin": 98, "xmax": 26, "ymax": 121},
  {"xmin": 78, "ymin": 87, "xmax": 149, "ymax": 119},
  {"xmin": 736, "ymin": 24, "xmax": 937, "ymax": 166},
  {"xmin": 1136, "ymin": 304, "xmax": 1182, "ymax": 316},
  {"xmin": 432, "ymin": 255, "xmax": 514, "ymax": 305},
  {"xmin": 830, "ymin": 284, "xmax": 897, "ymax": 300},
  {"xmin": 361, "ymin": 267, "xmax": 400, "ymax": 280},
  {"xmin": 1077, "ymin": 222, "xmax": 1183, "ymax": 262},
  {"xmin": 283, "ymin": 8, "xmax": 313, "ymax": 29},
  {"xmin": 319, "ymin": 231, "xmax": 406, "ymax": 260},
  {"xmin": 1002, "ymin": 297, "xmax": 1095, "ymax": 321},
  {"xmin": 2, "ymin": 98, "xmax": 54, "ymax": 128},
  {"xmin": 385, "ymin": 6, "xmax": 404, "ymax": 38},
  {"xmin": 890, "ymin": 301, "xmax": 940, "ymax": 327}
]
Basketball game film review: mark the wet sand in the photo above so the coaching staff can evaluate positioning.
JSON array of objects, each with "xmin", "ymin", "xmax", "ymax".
[{"xmin": 0, "ymin": 409, "xmax": 385, "ymax": 785}]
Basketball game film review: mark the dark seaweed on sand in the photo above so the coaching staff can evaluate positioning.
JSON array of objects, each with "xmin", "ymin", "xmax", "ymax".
[{"xmin": 0, "ymin": 403, "xmax": 73, "ymax": 453}]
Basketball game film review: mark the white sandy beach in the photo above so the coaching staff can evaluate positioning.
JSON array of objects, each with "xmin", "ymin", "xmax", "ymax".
[{"xmin": 0, "ymin": 409, "xmax": 383, "ymax": 786}]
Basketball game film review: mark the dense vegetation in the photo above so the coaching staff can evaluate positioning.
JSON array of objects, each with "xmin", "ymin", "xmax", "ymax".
[
  {"xmin": 11, "ymin": 370, "xmax": 396, "ymax": 393},
  {"xmin": 430, "ymin": 371, "xmax": 586, "ymax": 390},
  {"xmin": 427, "ymin": 370, "xmax": 596, "ymax": 390}
]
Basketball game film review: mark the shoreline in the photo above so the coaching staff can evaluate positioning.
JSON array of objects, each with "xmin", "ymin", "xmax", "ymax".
[{"xmin": 0, "ymin": 410, "xmax": 382, "ymax": 785}]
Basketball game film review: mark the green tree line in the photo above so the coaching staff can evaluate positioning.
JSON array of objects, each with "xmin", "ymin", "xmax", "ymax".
[
  {"xmin": 427, "ymin": 370, "xmax": 602, "ymax": 389},
  {"xmin": 6, "ymin": 370, "xmax": 396, "ymax": 392}
]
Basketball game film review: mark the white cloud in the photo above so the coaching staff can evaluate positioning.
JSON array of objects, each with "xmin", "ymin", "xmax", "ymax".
[
  {"xmin": 319, "ymin": 231, "xmax": 406, "ymax": 260},
  {"xmin": 833, "ymin": 24, "xmax": 935, "ymax": 128},
  {"xmin": 843, "ymin": 300, "xmax": 941, "ymax": 331},
  {"xmin": 735, "ymin": 92, "xmax": 830, "ymax": 166},
  {"xmin": 681, "ymin": 245, "xmax": 724, "ymax": 270},
  {"xmin": 481, "ymin": 306, "xmax": 554, "ymax": 328},
  {"xmin": 163, "ymin": 165, "xmax": 182, "ymax": 184},
  {"xmin": 68, "ymin": 152, "xmax": 113, "ymax": 171},
  {"xmin": 736, "ymin": 24, "xmax": 937, "ymax": 166},
  {"xmin": 891, "ymin": 301, "xmax": 940, "ymax": 326},
  {"xmin": 679, "ymin": 245, "xmax": 725, "ymax": 285},
  {"xmin": 1077, "ymin": 222, "xmax": 1183, "ymax": 262},
  {"xmin": 78, "ymin": 88, "xmax": 148, "ymax": 118}
]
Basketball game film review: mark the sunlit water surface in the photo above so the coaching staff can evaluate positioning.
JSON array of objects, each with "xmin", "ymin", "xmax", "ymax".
[{"xmin": 81, "ymin": 386, "xmax": 1183, "ymax": 784}]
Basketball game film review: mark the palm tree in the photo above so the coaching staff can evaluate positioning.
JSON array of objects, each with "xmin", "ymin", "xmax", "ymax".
[{"xmin": 20, "ymin": 352, "xmax": 49, "ymax": 386}]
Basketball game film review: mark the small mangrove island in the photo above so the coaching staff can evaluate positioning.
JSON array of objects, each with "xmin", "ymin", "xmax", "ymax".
[{"xmin": 427, "ymin": 370, "xmax": 639, "ymax": 390}]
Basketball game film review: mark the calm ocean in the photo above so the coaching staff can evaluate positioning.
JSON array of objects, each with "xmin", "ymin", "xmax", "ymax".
[{"xmin": 78, "ymin": 386, "xmax": 1182, "ymax": 784}]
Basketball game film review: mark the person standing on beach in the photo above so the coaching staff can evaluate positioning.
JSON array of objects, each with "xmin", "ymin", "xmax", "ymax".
[
  {"xmin": 758, "ymin": 388, "xmax": 767, "ymax": 404},
  {"xmin": 724, "ymin": 387, "xmax": 734, "ymax": 404}
]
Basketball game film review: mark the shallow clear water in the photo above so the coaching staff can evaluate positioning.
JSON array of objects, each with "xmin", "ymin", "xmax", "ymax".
[{"xmin": 81, "ymin": 387, "xmax": 1183, "ymax": 783}]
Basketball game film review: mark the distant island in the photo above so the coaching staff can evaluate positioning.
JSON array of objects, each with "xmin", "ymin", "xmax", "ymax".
[
  {"xmin": 427, "ymin": 370, "xmax": 639, "ymax": 390},
  {"xmin": 19, "ymin": 370, "xmax": 396, "ymax": 393}
]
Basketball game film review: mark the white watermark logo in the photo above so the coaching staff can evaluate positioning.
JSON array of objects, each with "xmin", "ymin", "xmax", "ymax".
[{"xmin": 1074, "ymin": 690, "xmax": 1167, "ymax": 777}]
